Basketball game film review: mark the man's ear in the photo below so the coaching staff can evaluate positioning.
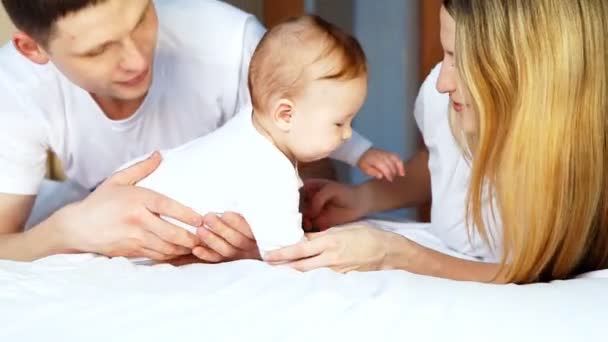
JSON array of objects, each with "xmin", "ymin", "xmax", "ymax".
[
  {"xmin": 13, "ymin": 31, "xmax": 50, "ymax": 65},
  {"xmin": 271, "ymin": 98, "xmax": 296, "ymax": 132}
]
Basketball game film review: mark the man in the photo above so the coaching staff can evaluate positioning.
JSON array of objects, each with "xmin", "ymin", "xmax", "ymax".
[{"xmin": 0, "ymin": 0, "xmax": 380, "ymax": 262}]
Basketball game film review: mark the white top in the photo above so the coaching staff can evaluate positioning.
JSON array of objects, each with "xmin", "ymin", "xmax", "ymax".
[
  {"xmin": 414, "ymin": 63, "xmax": 501, "ymax": 262},
  {"xmin": 136, "ymin": 107, "xmax": 305, "ymax": 256},
  {"xmin": 0, "ymin": 0, "xmax": 371, "ymax": 195}
]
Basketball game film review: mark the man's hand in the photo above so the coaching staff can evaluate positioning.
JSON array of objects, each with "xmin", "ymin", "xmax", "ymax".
[{"xmin": 57, "ymin": 152, "xmax": 202, "ymax": 261}]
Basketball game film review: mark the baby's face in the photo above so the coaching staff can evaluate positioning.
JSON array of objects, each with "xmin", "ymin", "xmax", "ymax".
[{"xmin": 287, "ymin": 76, "xmax": 368, "ymax": 162}]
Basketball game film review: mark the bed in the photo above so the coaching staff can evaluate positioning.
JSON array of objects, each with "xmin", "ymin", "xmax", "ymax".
[{"xmin": 1, "ymin": 220, "xmax": 606, "ymax": 342}]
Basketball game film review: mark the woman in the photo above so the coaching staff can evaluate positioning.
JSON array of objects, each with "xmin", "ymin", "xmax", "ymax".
[{"xmin": 265, "ymin": 0, "xmax": 608, "ymax": 284}]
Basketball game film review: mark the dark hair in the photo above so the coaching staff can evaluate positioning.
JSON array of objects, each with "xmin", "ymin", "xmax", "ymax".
[
  {"xmin": 443, "ymin": 0, "xmax": 455, "ymax": 15},
  {"xmin": 1, "ymin": 0, "xmax": 106, "ymax": 45}
]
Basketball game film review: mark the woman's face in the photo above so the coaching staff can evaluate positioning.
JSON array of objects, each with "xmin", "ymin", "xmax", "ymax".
[{"xmin": 436, "ymin": 6, "xmax": 477, "ymax": 134}]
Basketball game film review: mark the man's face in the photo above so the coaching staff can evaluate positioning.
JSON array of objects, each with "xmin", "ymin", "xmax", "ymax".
[{"xmin": 45, "ymin": 0, "xmax": 158, "ymax": 101}]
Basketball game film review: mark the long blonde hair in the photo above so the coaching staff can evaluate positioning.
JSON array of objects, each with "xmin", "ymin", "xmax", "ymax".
[{"xmin": 445, "ymin": 0, "xmax": 608, "ymax": 283}]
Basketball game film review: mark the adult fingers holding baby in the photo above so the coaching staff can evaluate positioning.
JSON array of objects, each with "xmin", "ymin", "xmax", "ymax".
[
  {"xmin": 264, "ymin": 224, "xmax": 409, "ymax": 272},
  {"xmin": 58, "ymin": 152, "xmax": 201, "ymax": 261},
  {"xmin": 192, "ymin": 180, "xmax": 367, "ymax": 263},
  {"xmin": 193, "ymin": 179, "xmax": 370, "ymax": 263},
  {"xmin": 193, "ymin": 212, "xmax": 261, "ymax": 262},
  {"xmin": 193, "ymin": 178, "xmax": 373, "ymax": 263}
]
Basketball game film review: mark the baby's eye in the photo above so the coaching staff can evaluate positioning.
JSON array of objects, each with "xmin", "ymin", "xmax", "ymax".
[{"xmin": 335, "ymin": 123, "xmax": 344, "ymax": 127}]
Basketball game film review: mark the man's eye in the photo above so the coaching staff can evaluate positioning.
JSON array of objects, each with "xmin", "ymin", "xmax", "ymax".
[{"xmin": 85, "ymin": 46, "xmax": 108, "ymax": 57}]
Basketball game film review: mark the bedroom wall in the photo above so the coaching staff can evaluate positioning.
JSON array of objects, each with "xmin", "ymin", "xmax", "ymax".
[
  {"xmin": 0, "ymin": 5, "xmax": 14, "ymax": 44},
  {"xmin": 307, "ymin": 0, "xmax": 421, "ymax": 220}
]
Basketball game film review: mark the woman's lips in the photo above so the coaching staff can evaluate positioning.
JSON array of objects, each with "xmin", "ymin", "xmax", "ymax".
[{"xmin": 452, "ymin": 101, "xmax": 464, "ymax": 112}]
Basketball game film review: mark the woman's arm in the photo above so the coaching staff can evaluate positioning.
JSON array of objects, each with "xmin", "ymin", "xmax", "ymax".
[
  {"xmin": 304, "ymin": 146, "xmax": 432, "ymax": 229},
  {"xmin": 383, "ymin": 232, "xmax": 506, "ymax": 283},
  {"xmin": 265, "ymin": 225, "xmax": 506, "ymax": 283}
]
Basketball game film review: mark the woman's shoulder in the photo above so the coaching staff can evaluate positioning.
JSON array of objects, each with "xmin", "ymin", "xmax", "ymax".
[{"xmin": 414, "ymin": 63, "xmax": 450, "ymax": 139}]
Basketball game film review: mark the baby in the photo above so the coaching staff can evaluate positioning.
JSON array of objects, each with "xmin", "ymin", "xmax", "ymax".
[{"xmin": 132, "ymin": 15, "xmax": 403, "ymax": 258}]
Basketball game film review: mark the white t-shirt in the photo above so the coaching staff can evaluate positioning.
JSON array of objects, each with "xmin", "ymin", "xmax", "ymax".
[
  {"xmin": 414, "ymin": 63, "xmax": 501, "ymax": 262},
  {"xmin": 136, "ymin": 107, "xmax": 305, "ymax": 257},
  {"xmin": 0, "ymin": 0, "xmax": 370, "ymax": 196}
]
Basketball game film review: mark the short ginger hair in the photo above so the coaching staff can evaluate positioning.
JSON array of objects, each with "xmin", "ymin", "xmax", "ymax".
[{"xmin": 248, "ymin": 15, "xmax": 367, "ymax": 113}]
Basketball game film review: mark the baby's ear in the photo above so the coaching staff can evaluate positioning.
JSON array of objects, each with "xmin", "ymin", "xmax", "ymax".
[{"xmin": 272, "ymin": 98, "xmax": 296, "ymax": 132}]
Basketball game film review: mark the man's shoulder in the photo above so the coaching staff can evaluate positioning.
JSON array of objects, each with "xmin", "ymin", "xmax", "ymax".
[
  {"xmin": 153, "ymin": 0, "xmax": 257, "ymax": 74},
  {"xmin": 0, "ymin": 43, "xmax": 65, "ymax": 110},
  {"xmin": 155, "ymin": 0, "xmax": 249, "ymax": 14},
  {"xmin": 155, "ymin": 0, "xmax": 253, "ymax": 33}
]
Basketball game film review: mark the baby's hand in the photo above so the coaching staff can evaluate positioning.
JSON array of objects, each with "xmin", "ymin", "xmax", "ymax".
[{"xmin": 357, "ymin": 148, "xmax": 405, "ymax": 181}]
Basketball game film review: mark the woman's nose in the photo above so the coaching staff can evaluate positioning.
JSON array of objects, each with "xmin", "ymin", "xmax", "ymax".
[{"xmin": 436, "ymin": 62, "xmax": 457, "ymax": 94}]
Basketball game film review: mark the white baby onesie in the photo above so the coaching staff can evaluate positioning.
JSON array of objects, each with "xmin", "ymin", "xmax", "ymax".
[{"xmin": 136, "ymin": 107, "xmax": 305, "ymax": 257}]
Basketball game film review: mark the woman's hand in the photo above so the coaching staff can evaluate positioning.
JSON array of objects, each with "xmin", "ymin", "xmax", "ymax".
[
  {"xmin": 264, "ymin": 224, "xmax": 415, "ymax": 273},
  {"xmin": 301, "ymin": 179, "xmax": 371, "ymax": 231}
]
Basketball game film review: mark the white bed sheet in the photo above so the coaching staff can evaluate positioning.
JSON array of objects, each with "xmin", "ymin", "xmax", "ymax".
[{"xmin": 1, "ymin": 220, "xmax": 606, "ymax": 342}]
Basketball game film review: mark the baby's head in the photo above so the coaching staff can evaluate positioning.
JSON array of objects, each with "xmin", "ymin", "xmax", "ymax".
[{"xmin": 249, "ymin": 15, "xmax": 368, "ymax": 162}]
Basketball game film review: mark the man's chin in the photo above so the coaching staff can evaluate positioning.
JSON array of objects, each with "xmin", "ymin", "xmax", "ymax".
[
  {"xmin": 111, "ymin": 74, "xmax": 153, "ymax": 100},
  {"xmin": 108, "ymin": 85, "xmax": 150, "ymax": 102}
]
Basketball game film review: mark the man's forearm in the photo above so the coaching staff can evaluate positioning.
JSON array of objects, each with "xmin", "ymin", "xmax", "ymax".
[
  {"xmin": 0, "ymin": 214, "xmax": 70, "ymax": 261},
  {"xmin": 357, "ymin": 147, "xmax": 431, "ymax": 214}
]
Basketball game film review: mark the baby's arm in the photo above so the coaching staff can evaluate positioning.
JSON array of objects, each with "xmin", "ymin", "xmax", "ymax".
[
  {"xmin": 329, "ymin": 131, "xmax": 405, "ymax": 181},
  {"xmin": 356, "ymin": 148, "xmax": 405, "ymax": 181}
]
